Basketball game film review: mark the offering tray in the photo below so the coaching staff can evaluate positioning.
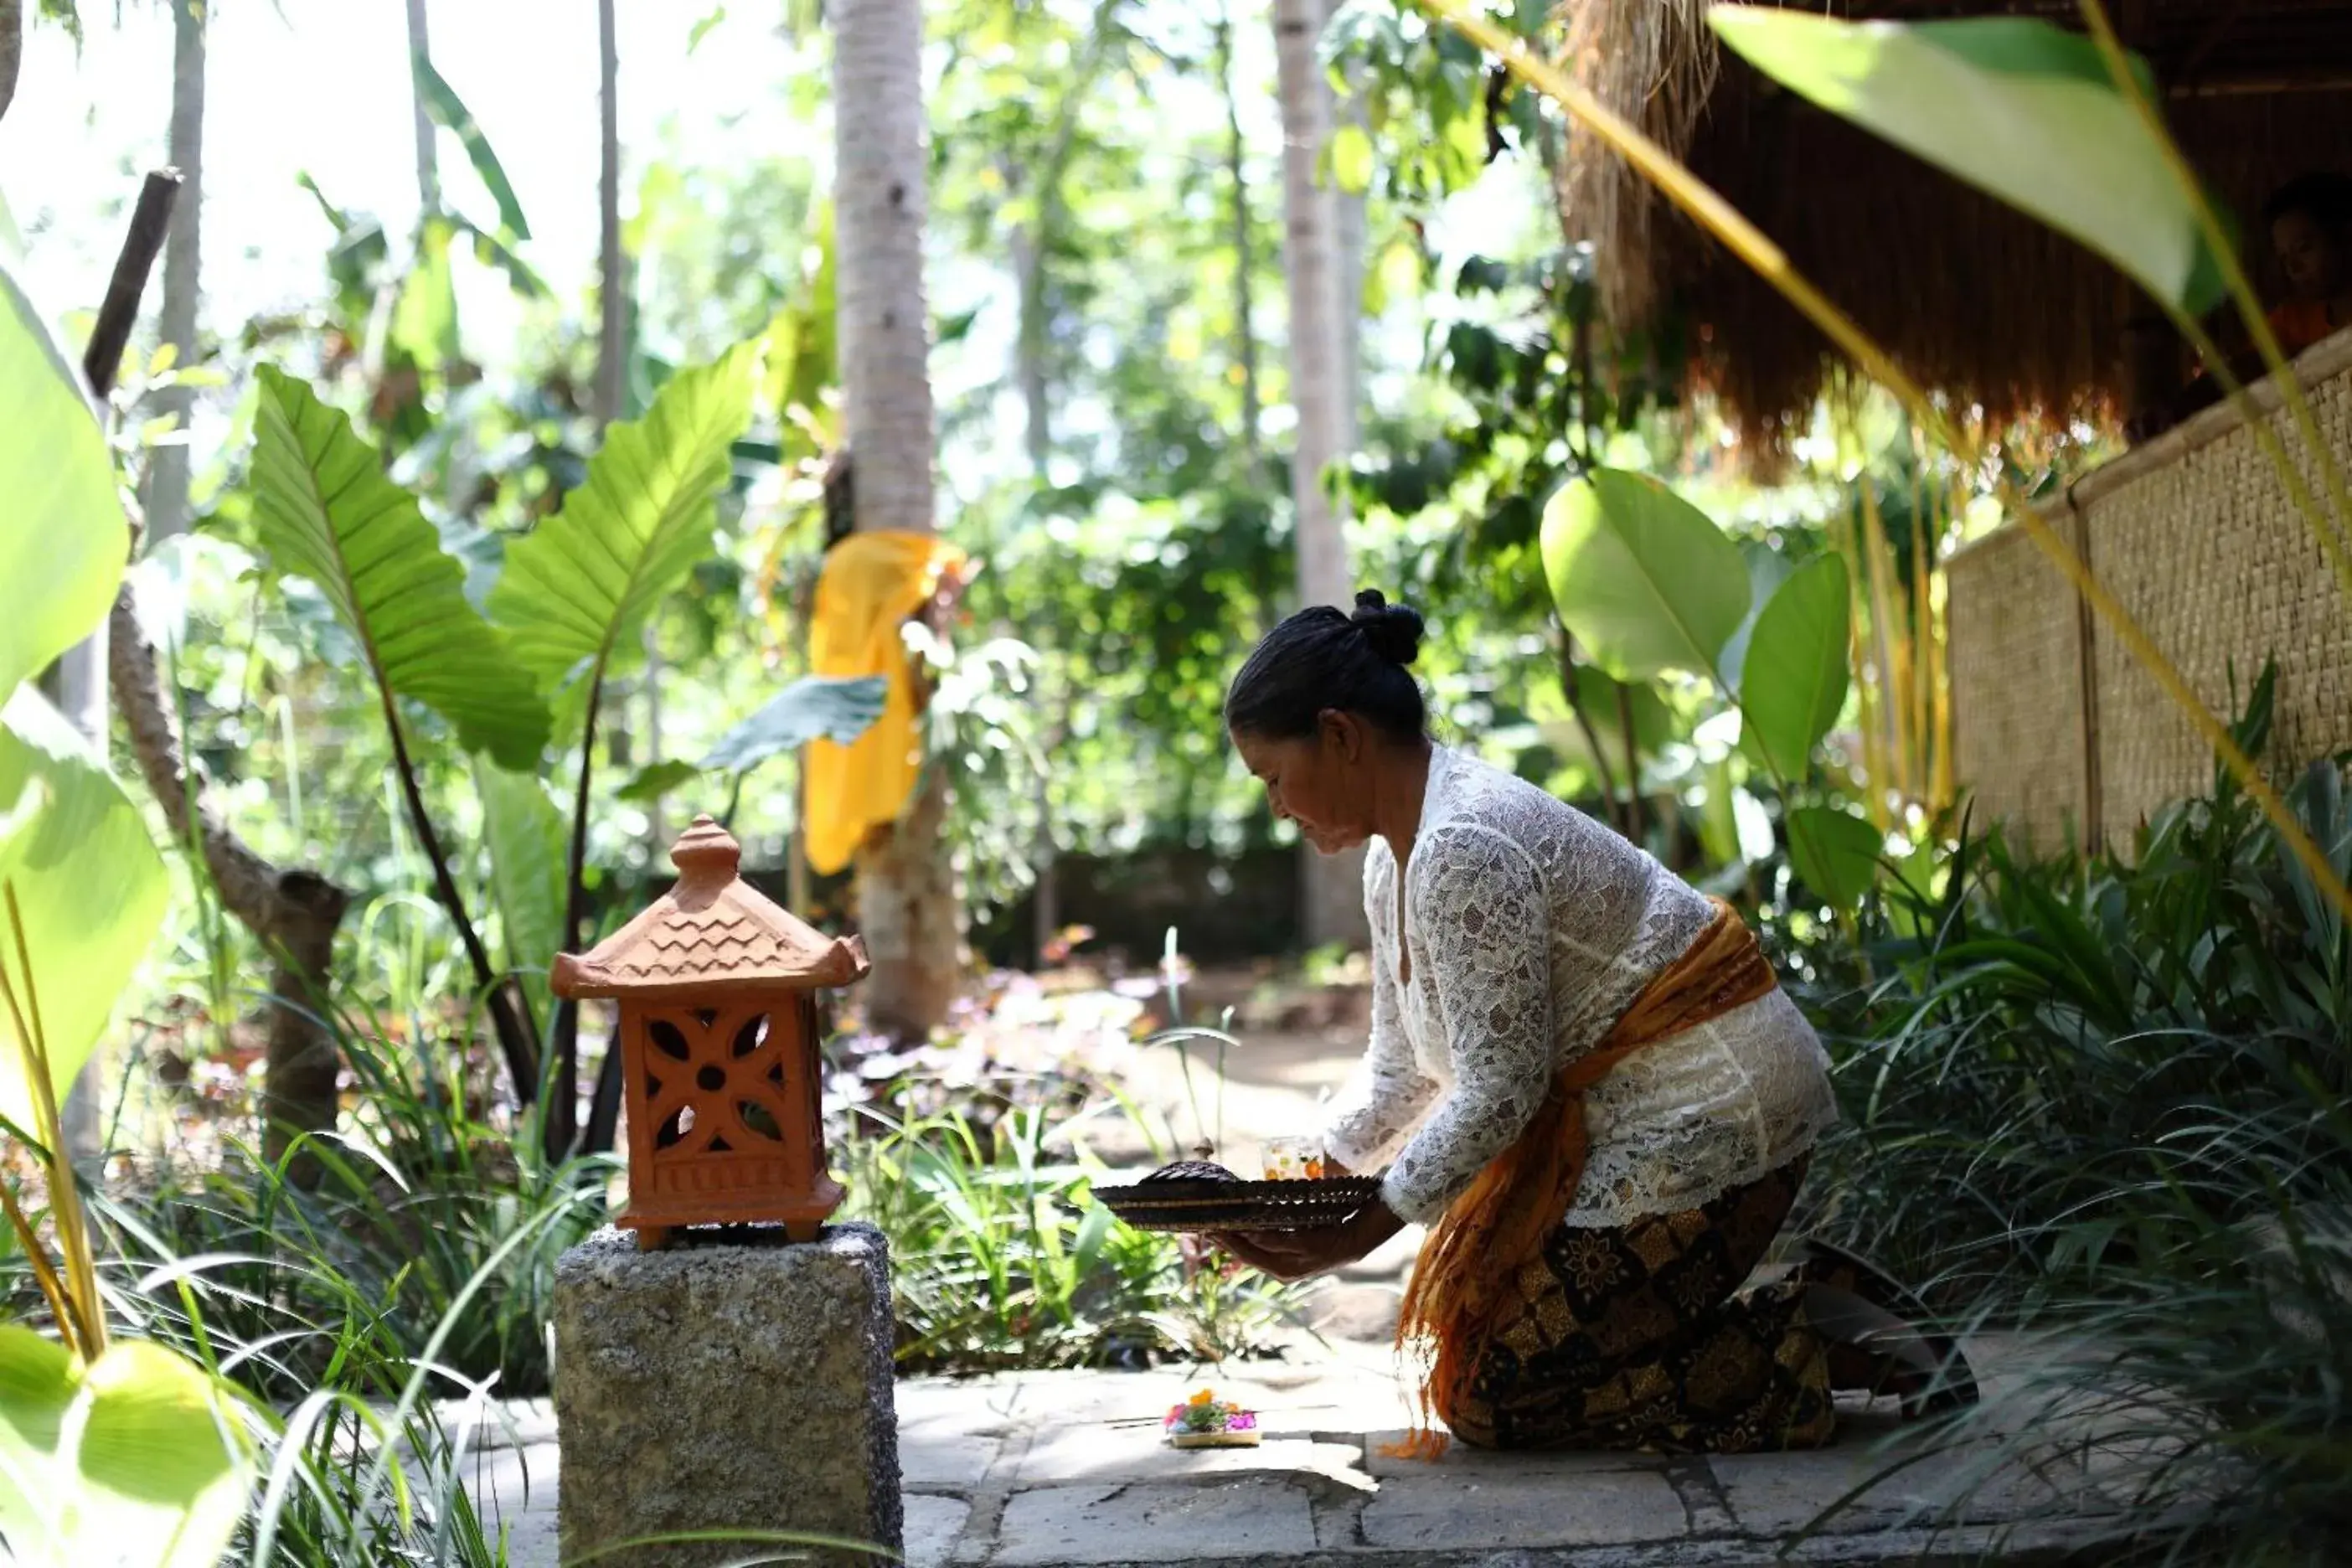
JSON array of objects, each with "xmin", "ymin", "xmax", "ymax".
[{"xmin": 1087, "ymin": 1160, "xmax": 1384, "ymax": 1233}]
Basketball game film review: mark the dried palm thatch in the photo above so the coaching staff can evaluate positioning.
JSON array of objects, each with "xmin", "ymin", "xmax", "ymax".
[{"xmin": 1550, "ymin": 0, "xmax": 2352, "ymax": 447}]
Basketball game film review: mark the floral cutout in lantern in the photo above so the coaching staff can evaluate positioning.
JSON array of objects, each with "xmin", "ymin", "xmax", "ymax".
[{"xmin": 552, "ymin": 816, "xmax": 868, "ymax": 1249}]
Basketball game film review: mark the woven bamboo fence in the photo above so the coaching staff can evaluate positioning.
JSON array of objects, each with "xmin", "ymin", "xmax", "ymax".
[{"xmin": 1947, "ymin": 329, "xmax": 2352, "ymax": 854}]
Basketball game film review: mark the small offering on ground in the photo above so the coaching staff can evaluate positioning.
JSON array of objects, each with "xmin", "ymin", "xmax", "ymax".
[{"xmin": 1164, "ymin": 1387, "xmax": 1261, "ymax": 1448}]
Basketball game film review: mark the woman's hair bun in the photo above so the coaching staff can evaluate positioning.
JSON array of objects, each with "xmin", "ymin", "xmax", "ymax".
[{"xmin": 1350, "ymin": 589, "xmax": 1426, "ymax": 667}]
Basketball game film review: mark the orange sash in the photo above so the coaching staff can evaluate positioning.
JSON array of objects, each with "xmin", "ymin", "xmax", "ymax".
[{"xmin": 1385, "ymin": 898, "xmax": 1777, "ymax": 1460}]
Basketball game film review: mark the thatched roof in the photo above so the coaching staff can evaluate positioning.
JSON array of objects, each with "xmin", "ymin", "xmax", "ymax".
[{"xmin": 1555, "ymin": 0, "xmax": 2352, "ymax": 443}]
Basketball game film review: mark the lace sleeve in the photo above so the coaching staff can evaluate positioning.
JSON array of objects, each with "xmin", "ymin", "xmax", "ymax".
[
  {"xmin": 1380, "ymin": 824, "xmax": 1555, "ymax": 1223},
  {"xmin": 1320, "ymin": 846, "xmax": 1436, "ymax": 1171}
]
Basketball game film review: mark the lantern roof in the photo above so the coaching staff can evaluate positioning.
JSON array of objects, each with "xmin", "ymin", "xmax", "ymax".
[{"xmin": 551, "ymin": 817, "xmax": 869, "ymax": 1000}]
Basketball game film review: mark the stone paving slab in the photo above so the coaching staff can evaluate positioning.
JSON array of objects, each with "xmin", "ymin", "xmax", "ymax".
[
  {"xmin": 1358, "ymin": 1465, "xmax": 1689, "ymax": 1553},
  {"xmin": 909, "ymin": 1495, "xmax": 972, "ymax": 1566},
  {"xmin": 481, "ymin": 1341, "xmax": 2162, "ymax": 1568},
  {"xmin": 1011, "ymin": 1428, "xmax": 1373, "ymax": 1493},
  {"xmin": 988, "ymin": 1479, "xmax": 1321, "ymax": 1565},
  {"xmin": 1361, "ymin": 1433, "xmax": 1658, "ymax": 1481}
]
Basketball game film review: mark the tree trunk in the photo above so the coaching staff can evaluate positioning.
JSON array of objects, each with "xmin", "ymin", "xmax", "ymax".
[
  {"xmin": 110, "ymin": 598, "xmax": 351, "ymax": 1173},
  {"xmin": 1326, "ymin": 0, "xmax": 1366, "ymax": 457},
  {"xmin": 1273, "ymin": 0, "xmax": 1366, "ymax": 951},
  {"xmin": 833, "ymin": 0, "xmax": 958, "ymax": 1040},
  {"xmin": 595, "ymin": 0, "xmax": 625, "ymax": 431},
  {"xmin": 1217, "ymin": 3, "xmax": 1261, "ymax": 463},
  {"xmin": 54, "ymin": 170, "xmax": 182, "ymax": 1173},
  {"xmin": 1010, "ymin": 217, "xmax": 1052, "ymax": 474},
  {"xmin": 570, "ymin": 0, "xmax": 632, "ymax": 1159},
  {"xmin": 1008, "ymin": 0, "xmax": 1121, "ymax": 478},
  {"xmin": 595, "ymin": 0, "xmax": 661, "ymax": 862},
  {"xmin": 405, "ymin": 0, "xmax": 440, "ymax": 211},
  {"xmin": 142, "ymin": 0, "xmax": 206, "ymax": 544},
  {"xmin": 854, "ymin": 766, "xmax": 957, "ymax": 1040},
  {"xmin": 1008, "ymin": 3, "xmax": 1122, "ymax": 957}
]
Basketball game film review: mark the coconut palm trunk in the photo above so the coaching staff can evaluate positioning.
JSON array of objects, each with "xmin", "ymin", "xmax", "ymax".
[
  {"xmin": 1219, "ymin": 3, "xmax": 1263, "ymax": 466},
  {"xmin": 573, "ymin": 0, "xmax": 633, "ymax": 1157},
  {"xmin": 833, "ymin": 0, "xmax": 960, "ymax": 1039},
  {"xmin": 144, "ymin": 0, "xmax": 206, "ymax": 544},
  {"xmin": 405, "ymin": 0, "xmax": 439, "ymax": 209},
  {"xmin": 1273, "ymin": 0, "xmax": 1368, "ymax": 950},
  {"xmin": 52, "ymin": 0, "xmax": 209, "ymax": 1168}
]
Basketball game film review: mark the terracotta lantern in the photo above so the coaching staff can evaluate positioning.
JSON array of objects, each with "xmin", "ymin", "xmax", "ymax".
[{"xmin": 552, "ymin": 816, "xmax": 868, "ymax": 1249}]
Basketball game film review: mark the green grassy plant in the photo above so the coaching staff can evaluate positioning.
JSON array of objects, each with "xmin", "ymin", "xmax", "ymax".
[
  {"xmin": 839, "ymin": 1098, "xmax": 1301, "ymax": 1374},
  {"xmin": 1789, "ymin": 663, "xmax": 2352, "ymax": 1560}
]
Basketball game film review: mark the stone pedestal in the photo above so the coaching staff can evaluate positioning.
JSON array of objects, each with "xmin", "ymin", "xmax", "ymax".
[{"xmin": 554, "ymin": 1222, "xmax": 902, "ymax": 1568}]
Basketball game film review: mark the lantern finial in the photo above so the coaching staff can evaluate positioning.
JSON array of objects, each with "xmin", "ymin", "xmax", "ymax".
[{"xmin": 670, "ymin": 815, "xmax": 741, "ymax": 889}]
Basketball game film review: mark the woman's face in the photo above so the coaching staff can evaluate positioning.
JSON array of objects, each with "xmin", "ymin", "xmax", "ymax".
[
  {"xmin": 2273, "ymin": 209, "xmax": 2345, "ymax": 300},
  {"xmin": 1232, "ymin": 720, "xmax": 1375, "ymax": 854}
]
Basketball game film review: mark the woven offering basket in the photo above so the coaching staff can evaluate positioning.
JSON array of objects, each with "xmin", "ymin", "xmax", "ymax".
[{"xmin": 1087, "ymin": 1160, "xmax": 1384, "ymax": 1234}]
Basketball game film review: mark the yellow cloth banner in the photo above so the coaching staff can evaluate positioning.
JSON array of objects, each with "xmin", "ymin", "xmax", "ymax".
[{"xmin": 802, "ymin": 530, "xmax": 968, "ymax": 876}]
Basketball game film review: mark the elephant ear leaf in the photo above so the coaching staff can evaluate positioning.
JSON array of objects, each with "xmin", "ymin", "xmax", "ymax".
[
  {"xmin": 249, "ymin": 366, "xmax": 549, "ymax": 769},
  {"xmin": 1739, "ymin": 553, "xmax": 1852, "ymax": 782},
  {"xmin": 0, "ymin": 254, "xmax": 127, "ymax": 701},
  {"xmin": 475, "ymin": 761, "xmax": 568, "ymax": 1020},
  {"xmin": 1540, "ymin": 468, "xmax": 1751, "ymax": 683},
  {"xmin": 488, "ymin": 340, "xmax": 761, "ymax": 698},
  {"xmin": 700, "ymin": 676, "xmax": 888, "ymax": 774},
  {"xmin": 1785, "ymin": 805, "xmax": 1885, "ymax": 909},
  {"xmin": 0, "ymin": 1328, "xmax": 253, "ymax": 1568},
  {"xmin": 0, "ymin": 690, "xmax": 169, "ymax": 1134}
]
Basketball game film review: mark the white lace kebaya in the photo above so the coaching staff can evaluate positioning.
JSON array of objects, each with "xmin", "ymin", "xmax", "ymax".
[{"xmin": 1318, "ymin": 744, "xmax": 1840, "ymax": 1228}]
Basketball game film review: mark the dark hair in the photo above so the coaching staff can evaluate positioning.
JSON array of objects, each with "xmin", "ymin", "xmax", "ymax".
[
  {"xmin": 1223, "ymin": 589, "xmax": 1429, "ymax": 742},
  {"xmin": 2263, "ymin": 173, "xmax": 2352, "ymax": 233}
]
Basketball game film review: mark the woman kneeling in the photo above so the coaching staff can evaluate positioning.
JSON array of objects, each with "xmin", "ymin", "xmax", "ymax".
[{"xmin": 1210, "ymin": 591, "xmax": 1973, "ymax": 1455}]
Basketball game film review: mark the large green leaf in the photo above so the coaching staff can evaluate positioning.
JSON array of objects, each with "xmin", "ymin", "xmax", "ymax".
[
  {"xmin": 388, "ymin": 218, "xmax": 461, "ymax": 371},
  {"xmin": 1784, "ymin": 804, "xmax": 1885, "ymax": 908},
  {"xmin": 1716, "ymin": 540, "xmax": 1799, "ymax": 693},
  {"xmin": 1739, "ymin": 554, "xmax": 1851, "ymax": 782},
  {"xmin": 0, "ymin": 690, "xmax": 169, "ymax": 1132},
  {"xmin": 700, "ymin": 675, "xmax": 889, "ymax": 774},
  {"xmin": 488, "ymin": 341, "xmax": 761, "ymax": 693},
  {"xmin": 249, "ymin": 366, "xmax": 549, "ymax": 769},
  {"xmin": 1710, "ymin": 9, "xmax": 2229, "ymax": 315},
  {"xmin": 475, "ymin": 762, "xmax": 567, "ymax": 1019},
  {"xmin": 1694, "ymin": 755, "xmax": 1742, "ymax": 870},
  {"xmin": 616, "ymin": 758, "xmax": 704, "ymax": 804},
  {"xmin": 0, "ymin": 1328, "xmax": 251, "ymax": 1568},
  {"xmin": 1540, "ymin": 469, "xmax": 1751, "ymax": 683},
  {"xmin": 0, "ymin": 255, "xmax": 129, "ymax": 700},
  {"xmin": 411, "ymin": 52, "xmax": 532, "ymax": 240}
]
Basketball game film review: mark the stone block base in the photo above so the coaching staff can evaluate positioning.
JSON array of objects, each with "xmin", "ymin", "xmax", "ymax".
[{"xmin": 554, "ymin": 1222, "xmax": 902, "ymax": 1567}]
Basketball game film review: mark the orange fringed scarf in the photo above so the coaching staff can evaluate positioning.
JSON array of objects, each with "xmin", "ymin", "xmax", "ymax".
[{"xmin": 1383, "ymin": 898, "xmax": 1778, "ymax": 1462}]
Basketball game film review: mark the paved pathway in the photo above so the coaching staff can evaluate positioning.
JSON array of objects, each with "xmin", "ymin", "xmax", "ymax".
[
  {"xmin": 462, "ymin": 1005, "xmax": 2164, "ymax": 1562},
  {"xmin": 457, "ymin": 1333, "xmax": 2160, "ymax": 1566}
]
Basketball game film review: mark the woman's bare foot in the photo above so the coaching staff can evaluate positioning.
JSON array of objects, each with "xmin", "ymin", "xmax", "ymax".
[
  {"xmin": 1803, "ymin": 1283, "xmax": 1969, "ymax": 1419},
  {"xmin": 1793, "ymin": 1238, "xmax": 1978, "ymax": 1412}
]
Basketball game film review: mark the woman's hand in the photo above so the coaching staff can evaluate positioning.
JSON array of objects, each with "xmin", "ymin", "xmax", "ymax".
[{"xmin": 1204, "ymin": 1199, "xmax": 1404, "ymax": 1283}]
